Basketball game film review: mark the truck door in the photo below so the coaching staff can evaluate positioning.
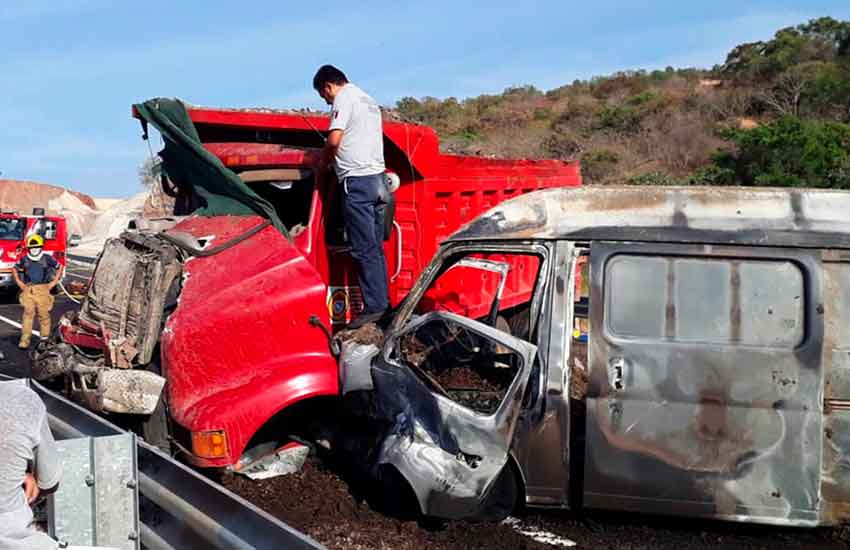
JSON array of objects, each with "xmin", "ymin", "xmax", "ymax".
[
  {"xmin": 583, "ymin": 242, "xmax": 824, "ymax": 526},
  {"xmin": 323, "ymin": 174, "xmax": 399, "ymax": 326}
]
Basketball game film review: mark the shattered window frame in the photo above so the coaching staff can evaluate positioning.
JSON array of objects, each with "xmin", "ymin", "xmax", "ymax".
[
  {"xmin": 389, "ymin": 242, "xmax": 551, "ymax": 346},
  {"xmin": 383, "ymin": 242, "xmax": 551, "ymax": 415}
]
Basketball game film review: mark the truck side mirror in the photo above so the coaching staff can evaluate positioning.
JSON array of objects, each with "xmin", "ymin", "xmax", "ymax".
[{"xmin": 69, "ymin": 234, "xmax": 82, "ymax": 247}]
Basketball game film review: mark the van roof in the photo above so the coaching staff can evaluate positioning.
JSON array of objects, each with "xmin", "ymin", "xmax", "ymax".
[{"xmin": 449, "ymin": 186, "xmax": 850, "ymax": 249}]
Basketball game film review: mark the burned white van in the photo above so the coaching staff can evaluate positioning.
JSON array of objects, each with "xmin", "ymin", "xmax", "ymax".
[{"xmin": 338, "ymin": 186, "xmax": 850, "ymax": 527}]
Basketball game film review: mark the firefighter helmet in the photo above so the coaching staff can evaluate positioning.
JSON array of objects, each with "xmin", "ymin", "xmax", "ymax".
[{"xmin": 26, "ymin": 235, "xmax": 45, "ymax": 249}]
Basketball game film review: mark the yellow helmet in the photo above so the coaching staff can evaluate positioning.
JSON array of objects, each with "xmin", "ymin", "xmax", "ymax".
[{"xmin": 26, "ymin": 235, "xmax": 44, "ymax": 249}]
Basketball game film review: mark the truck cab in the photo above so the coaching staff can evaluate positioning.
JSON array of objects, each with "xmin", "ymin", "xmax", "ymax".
[
  {"xmin": 340, "ymin": 185, "xmax": 850, "ymax": 527},
  {"xmin": 0, "ymin": 210, "xmax": 71, "ymax": 288},
  {"xmin": 34, "ymin": 98, "xmax": 581, "ymax": 470}
]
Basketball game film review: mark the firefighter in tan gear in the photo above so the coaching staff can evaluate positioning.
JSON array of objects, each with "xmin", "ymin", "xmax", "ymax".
[{"xmin": 11, "ymin": 235, "xmax": 61, "ymax": 349}]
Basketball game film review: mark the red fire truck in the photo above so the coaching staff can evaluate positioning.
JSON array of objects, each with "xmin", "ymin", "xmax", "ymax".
[
  {"xmin": 0, "ymin": 209, "xmax": 74, "ymax": 289},
  {"xmin": 34, "ymin": 99, "xmax": 582, "ymax": 470}
]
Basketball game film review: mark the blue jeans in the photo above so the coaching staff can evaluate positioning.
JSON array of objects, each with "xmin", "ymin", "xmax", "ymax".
[{"xmin": 343, "ymin": 173, "xmax": 390, "ymax": 314}]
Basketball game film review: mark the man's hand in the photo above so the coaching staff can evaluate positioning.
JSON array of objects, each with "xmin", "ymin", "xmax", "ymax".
[
  {"xmin": 12, "ymin": 269, "xmax": 25, "ymax": 291},
  {"xmin": 23, "ymin": 473, "xmax": 39, "ymax": 503}
]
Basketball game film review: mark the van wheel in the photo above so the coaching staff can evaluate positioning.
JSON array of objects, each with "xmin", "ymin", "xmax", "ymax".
[{"xmin": 480, "ymin": 463, "xmax": 520, "ymax": 521}]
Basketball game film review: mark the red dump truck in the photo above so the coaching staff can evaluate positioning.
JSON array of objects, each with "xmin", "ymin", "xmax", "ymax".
[{"xmin": 34, "ymin": 98, "xmax": 581, "ymax": 469}]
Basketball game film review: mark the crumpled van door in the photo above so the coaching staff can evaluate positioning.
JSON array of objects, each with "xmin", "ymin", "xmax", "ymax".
[
  {"xmin": 584, "ymin": 242, "xmax": 824, "ymax": 526},
  {"xmin": 369, "ymin": 311, "xmax": 537, "ymax": 520}
]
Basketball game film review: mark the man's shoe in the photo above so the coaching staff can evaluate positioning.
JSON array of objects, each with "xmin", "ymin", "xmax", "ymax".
[{"xmin": 346, "ymin": 311, "xmax": 384, "ymax": 330}]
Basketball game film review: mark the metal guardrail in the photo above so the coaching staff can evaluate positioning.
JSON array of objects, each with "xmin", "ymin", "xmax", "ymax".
[
  {"xmin": 29, "ymin": 379, "xmax": 324, "ymax": 550},
  {"xmin": 67, "ymin": 253, "xmax": 97, "ymax": 265}
]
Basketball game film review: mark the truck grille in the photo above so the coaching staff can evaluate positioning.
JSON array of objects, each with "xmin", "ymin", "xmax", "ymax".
[{"xmin": 80, "ymin": 232, "xmax": 182, "ymax": 365}]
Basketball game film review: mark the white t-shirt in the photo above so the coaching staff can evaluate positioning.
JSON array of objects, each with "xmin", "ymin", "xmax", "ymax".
[
  {"xmin": 0, "ymin": 382, "xmax": 61, "ymax": 549},
  {"xmin": 329, "ymin": 83, "xmax": 385, "ymax": 180}
]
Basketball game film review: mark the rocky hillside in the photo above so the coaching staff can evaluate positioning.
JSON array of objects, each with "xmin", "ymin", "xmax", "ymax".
[
  {"xmin": 0, "ymin": 179, "xmax": 96, "ymax": 211},
  {"xmin": 394, "ymin": 17, "xmax": 850, "ymax": 188},
  {"xmin": 0, "ymin": 179, "xmax": 99, "ymax": 236}
]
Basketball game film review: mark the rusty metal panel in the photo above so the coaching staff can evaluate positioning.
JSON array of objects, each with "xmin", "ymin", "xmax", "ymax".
[
  {"xmin": 584, "ymin": 242, "xmax": 824, "ymax": 526},
  {"xmin": 513, "ymin": 240, "xmax": 574, "ymax": 507},
  {"xmin": 450, "ymin": 187, "xmax": 850, "ymax": 250},
  {"xmin": 819, "ymin": 261, "xmax": 850, "ymax": 523}
]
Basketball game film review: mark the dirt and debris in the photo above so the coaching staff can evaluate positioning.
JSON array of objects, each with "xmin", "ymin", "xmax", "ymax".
[
  {"xmin": 437, "ymin": 367, "xmax": 504, "ymax": 414},
  {"xmin": 223, "ymin": 454, "xmax": 850, "ymax": 550},
  {"xmin": 336, "ymin": 323, "xmax": 385, "ymax": 347},
  {"xmin": 569, "ymin": 342, "xmax": 589, "ymax": 401},
  {"xmin": 223, "ymin": 456, "xmax": 552, "ymax": 550},
  {"xmin": 398, "ymin": 328, "xmax": 517, "ymax": 414}
]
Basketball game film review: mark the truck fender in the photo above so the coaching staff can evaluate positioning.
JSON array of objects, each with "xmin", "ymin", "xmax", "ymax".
[{"xmin": 172, "ymin": 354, "xmax": 338, "ymax": 466}]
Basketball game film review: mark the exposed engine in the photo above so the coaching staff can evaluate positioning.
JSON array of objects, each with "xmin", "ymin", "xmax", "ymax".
[{"xmin": 33, "ymin": 230, "xmax": 183, "ymax": 414}]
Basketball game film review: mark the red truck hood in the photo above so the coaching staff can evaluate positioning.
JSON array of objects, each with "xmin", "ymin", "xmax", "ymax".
[{"xmin": 159, "ymin": 213, "xmax": 333, "ymax": 421}]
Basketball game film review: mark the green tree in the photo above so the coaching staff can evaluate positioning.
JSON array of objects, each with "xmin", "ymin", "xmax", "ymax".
[{"xmin": 714, "ymin": 116, "xmax": 850, "ymax": 188}]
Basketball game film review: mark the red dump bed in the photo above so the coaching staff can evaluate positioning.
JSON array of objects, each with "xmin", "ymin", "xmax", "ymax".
[{"xmin": 185, "ymin": 107, "xmax": 581, "ymax": 306}]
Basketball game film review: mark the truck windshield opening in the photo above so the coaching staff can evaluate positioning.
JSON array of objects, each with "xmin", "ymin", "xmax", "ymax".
[
  {"xmin": 0, "ymin": 218, "xmax": 25, "ymax": 240},
  {"xmin": 242, "ymin": 174, "xmax": 314, "ymax": 233}
]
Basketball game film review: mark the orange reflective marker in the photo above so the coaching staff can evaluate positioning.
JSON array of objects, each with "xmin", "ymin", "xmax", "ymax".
[{"xmin": 192, "ymin": 430, "xmax": 229, "ymax": 459}]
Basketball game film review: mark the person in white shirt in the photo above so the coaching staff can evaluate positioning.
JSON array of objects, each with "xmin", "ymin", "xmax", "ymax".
[
  {"xmin": 0, "ymin": 381, "xmax": 62, "ymax": 550},
  {"xmin": 314, "ymin": 65, "xmax": 390, "ymax": 328}
]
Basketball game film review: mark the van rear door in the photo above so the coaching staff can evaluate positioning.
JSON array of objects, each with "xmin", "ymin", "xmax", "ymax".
[{"xmin": 583, "ymin": 242, "xmax": 823, "ymax": 526}]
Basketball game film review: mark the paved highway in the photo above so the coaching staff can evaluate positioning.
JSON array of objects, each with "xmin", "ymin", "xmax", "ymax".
[{"xmin": 0, "ymin": 259, "xmax": 92, "ymax": 378}]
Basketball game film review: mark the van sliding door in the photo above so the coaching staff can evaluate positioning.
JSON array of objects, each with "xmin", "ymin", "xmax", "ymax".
[{"xmin": 583, "ymin": 242, "xmax": 823, "ymax": 526}]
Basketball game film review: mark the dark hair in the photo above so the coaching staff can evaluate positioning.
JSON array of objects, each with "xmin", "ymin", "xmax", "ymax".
[{"xmin": 313, "ymin": 65, "xmax": 348, "ymax": 91}]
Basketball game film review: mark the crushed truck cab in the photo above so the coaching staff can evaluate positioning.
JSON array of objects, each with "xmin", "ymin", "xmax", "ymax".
[{"xmin": 33, "ymin": 98, "xmax": 581, "ymax": 469}]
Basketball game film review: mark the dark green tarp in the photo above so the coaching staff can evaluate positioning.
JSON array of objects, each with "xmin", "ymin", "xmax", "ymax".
[{"xmin": 134, "ymin": 98, "xmax": 289, "ymax": 239}]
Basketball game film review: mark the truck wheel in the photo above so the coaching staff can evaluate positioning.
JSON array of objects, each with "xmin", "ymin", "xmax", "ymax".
[
  {"xmin": 141, "ymin": 395, "xmax": 172, "ymax": 454},
  {"xmin": 139, "ymin": 360, "xmax": 172, "ymax": 454}
]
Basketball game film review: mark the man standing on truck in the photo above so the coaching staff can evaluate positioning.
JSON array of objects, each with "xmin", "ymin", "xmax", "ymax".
[
  {"xmin": 0, "ymin": 380, "xmax": 62, "ymax": 549},
  {"xmin": 313, "ymin": 64, "xmax": 390, "ymax": 328},
  {"xmin": 12, "ymin": 235, "xmax": 61, "ymax": 349}
]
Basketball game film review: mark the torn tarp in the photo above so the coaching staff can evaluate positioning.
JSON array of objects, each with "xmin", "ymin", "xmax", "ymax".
[{"xmin": 133, "ymin": 98, "xmax": 290, "ymax": 239}]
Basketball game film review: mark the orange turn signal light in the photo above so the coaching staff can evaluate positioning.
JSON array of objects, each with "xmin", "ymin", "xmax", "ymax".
[{"xmin": 191, "ymin": 430, "xmax": 229, "ymax": 459}]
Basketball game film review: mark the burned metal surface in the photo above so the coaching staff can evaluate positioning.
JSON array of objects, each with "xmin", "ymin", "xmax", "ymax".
[
  {"xmin": 819, "ymin": 259, "xmax": 850, "ymax": 524},
  {"xmin": 583, "ymin": 241, "xmax": 825, "ymax": 526},
  {"xmin": 450, "ymin": 186, "xmax": 850, "ymax": 249},
  {"xmin": 342, "ymin": 311, "xmax": 537, "ymax": 520},
  {"xmin": 335, "ymin": 187, "xmax": 850, "ymax": 527}
]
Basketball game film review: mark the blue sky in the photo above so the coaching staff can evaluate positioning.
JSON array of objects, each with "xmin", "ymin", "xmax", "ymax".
[{"xmin": 1, "ymin": 1, "xmax": 849, "ymax": 198}]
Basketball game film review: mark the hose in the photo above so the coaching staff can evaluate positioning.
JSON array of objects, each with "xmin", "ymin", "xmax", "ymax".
[
  {"xmin": 159, "ymin": 219, "xmax": 271, "ymax": 258},
  {"xmin": 58, "ymin": 279, "xmax": 82, "ymax": 305}
]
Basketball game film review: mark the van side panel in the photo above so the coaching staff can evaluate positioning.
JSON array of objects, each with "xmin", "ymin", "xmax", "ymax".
[
  {"xmin": 584, "ymin": 242, "xmax": 824, "ymax": 527},
  {"xmin": 820, "ymin": 257, "xmax": 850, "ymax": 524}
]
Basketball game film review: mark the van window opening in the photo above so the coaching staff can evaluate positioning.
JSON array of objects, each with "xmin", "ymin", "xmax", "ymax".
[
  {"xmin": 604, "ymin": 255, "xmax": 805, "ymax": 348},
  {"xmin": 396, "ymin": 250, "xmax": 543, "ymax": 415}
]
